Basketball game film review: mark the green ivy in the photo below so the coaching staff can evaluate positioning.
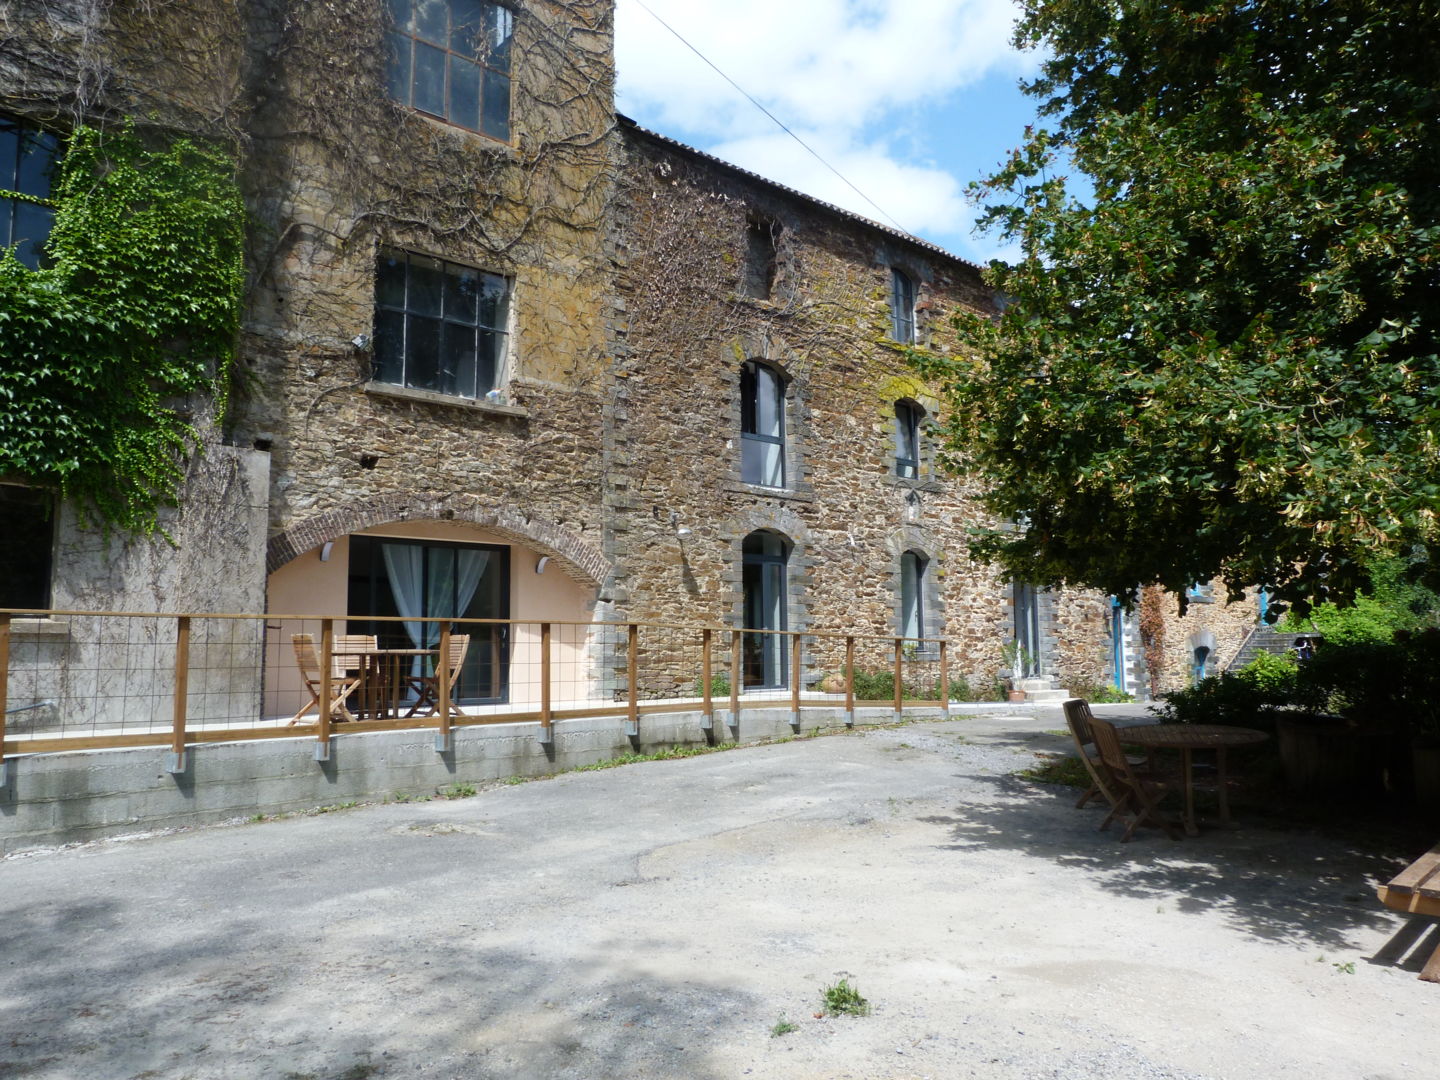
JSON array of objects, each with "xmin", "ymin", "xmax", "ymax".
[{"xmin": 0, "ymin": 123, "xmax": 244, "ymax": 534}]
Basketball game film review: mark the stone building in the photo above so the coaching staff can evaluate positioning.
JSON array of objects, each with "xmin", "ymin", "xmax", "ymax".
[{"xmin": 0, "ymin": 0, "xmax": 1261, "ymax": 716}]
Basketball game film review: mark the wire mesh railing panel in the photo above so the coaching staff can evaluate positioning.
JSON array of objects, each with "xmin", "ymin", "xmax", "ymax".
[{"xmin": 2, "ymin": 611, "xmax": 977, "ymax": 756}]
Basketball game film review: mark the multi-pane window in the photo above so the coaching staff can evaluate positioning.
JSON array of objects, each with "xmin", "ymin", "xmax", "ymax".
[
  {"xmin": 374, "ymin": 250, "xmax": 510, "ymax": 399},
  {"xmin": 895, "ymin": 399, "xmax": 923, "ymax": 478},
  {"xmin": 0, "ymin": 485, "xmax": 55, "ymax": 609},
  {"xmin": 386, "ymin": 0, "xmax": 514, "ymax": 140},
  {"xmin": 900, "ymin": 550, "xmax": 926, "ymax": 642},
  {"xmin": 889, "ymin": 267, "xmax": 916, "ymax": 343},
  {"xmin": 740, "ymin": 360, "xmax": 785, "ymax": 488},
  {"xmin": 1, "ymin": 116, "xmax": 58, "ymax": 270}
]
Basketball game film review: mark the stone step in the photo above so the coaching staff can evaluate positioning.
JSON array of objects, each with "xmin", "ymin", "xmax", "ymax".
[{"xmin": 1227, "ymin": 626, "xmax": 1315, "ymax": 671}]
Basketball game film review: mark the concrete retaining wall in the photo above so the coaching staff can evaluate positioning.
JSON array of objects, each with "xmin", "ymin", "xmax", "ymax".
[{"xmin": 0, "ymin": 703, "xmax": 971, "ymax": 853}]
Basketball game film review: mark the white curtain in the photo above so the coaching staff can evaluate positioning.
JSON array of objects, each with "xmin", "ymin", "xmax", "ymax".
[{"xmin": 381, "ymin": 543, "xmax": 426, "ymax": 648}]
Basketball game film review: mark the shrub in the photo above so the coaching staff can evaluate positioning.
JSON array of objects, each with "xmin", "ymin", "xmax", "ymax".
[{"xmin": 1062, "ymin": 678, "xmax": 1135, "ymax": 705}]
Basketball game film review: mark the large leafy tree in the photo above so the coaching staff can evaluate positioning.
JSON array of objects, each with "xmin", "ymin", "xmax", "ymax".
[{"xmin": 921, "ymin": 0, "xmax": 1440, "ymax": 615}]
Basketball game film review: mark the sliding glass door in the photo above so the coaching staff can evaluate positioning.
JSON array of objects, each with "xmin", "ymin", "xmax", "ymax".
[{"xmin": 348, "ymin": 536, "xmax": 510, "ymax": 703}]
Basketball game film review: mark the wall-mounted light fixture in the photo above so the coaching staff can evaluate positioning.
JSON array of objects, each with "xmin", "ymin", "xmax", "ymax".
[
  {"xmin": 319, "ymin": 541, "xmax": 334, "ymax": 562},
  {"xmin": 351, "ymin": 334, "xmax": 371, "ymax": 350},
  {"xmin": 535, "ymin": 555, "xmax": 550, "ymax": 575},
  {"xmin": 670, "ymin": 511, "xmax": 692, "ymax": 539}
]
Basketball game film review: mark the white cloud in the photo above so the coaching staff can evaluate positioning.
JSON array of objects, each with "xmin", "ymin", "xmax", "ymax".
[
  {"xmin": 614, "ymin": 0, "xmax": 1038, "ymax": 260},
  {"xmin": 616, "ymin": 0, "xmax": 1029, "ymax": 138}
]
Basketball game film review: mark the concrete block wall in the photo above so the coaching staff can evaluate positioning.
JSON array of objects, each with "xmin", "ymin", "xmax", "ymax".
[{"xmin": 0, "ymin": 704, "xmax": 955, "ymax": 853}]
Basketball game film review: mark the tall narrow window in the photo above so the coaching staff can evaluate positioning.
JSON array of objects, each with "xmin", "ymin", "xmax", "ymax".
[
  {"xmin": 386, "ymin": 0, "xmax": 514, "ymax": 140},
  {"xmin": 374, "ymin": 249, "xmax": 510, "ymax": 399},
  {"xmin": 895, "ymin": 400, "xmax": 923, "ymax": 478},
  {"xmin": 1014, "ymin": 583, "xmax": 1041, "ymax": 678},
  {"xmin": 740, "ymin": 219, "xmax": 777, "ymax": 299},
  {"xmin": 899, "ymin": 550, "xmax": 926, "ymax": 643},
  {"xmin": 740, "ymin": 360, "xmax": 785, "ymax": 488},
  {"xmin": 0, "ymin": 116, "xmax": 58, "ymax": 269},
  {"xmin": 0, "ymin": 485, "xmax": 55, "ymax": 609},
  {"xmin": 889, "ymin": 268, "xmax": 916, "ymax": 343},
  {"xmin": 742, "ymin": 530, "xmax": 790, "ymax": 688}
]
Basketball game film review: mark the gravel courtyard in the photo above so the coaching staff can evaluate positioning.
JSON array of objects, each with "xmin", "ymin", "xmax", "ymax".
[{"xmin": 2, "ymin": 707, "xmax": 1435, "ymax": 1079}]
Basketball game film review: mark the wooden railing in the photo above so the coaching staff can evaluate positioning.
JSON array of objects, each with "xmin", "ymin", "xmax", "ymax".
[{"xmin": 0, "ymin": 609, "xmax": 961, "ymax": 767}]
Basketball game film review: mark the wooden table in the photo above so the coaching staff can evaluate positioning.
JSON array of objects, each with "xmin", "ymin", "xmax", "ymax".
[
  {"xmin": 1377, "ymin": 841, "xmax": 1440, "ymax": 983},
  {"xmin": 353, "ymin": 648, "xmax": 437, "ymax": 720},
  {"xmin": 1119, "ymin": 723, "xmax": 1269, "ymax": 836}
]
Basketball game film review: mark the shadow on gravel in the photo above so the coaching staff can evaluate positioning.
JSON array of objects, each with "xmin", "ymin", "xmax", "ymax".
[
  {"xmin": 920, "ymin": 770, "xmax": 1411, "ymax": 954},
  {"xmin": 0, "ymin": 896, "xmax": 740, "ymax": 1079}
]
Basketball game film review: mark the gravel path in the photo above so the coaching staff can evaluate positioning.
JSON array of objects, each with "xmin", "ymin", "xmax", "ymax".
[{"xmin": 1, "ymin": 708, "xmax": 1432, "ymax": 1079}]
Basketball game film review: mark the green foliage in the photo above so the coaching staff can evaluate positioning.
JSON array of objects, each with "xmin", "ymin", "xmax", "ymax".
[
  {"xmin": 918, "ymin": 1, "xmax": 1440, "ymax": 618},
  {"xmin": 1063, "ymin": 679, "xmax": 1135, "ymax": 705},
  {"xmin": 693, "ymin": 673, "xmax": 731, "ymax": 698},
  {"xmin": 1161, "ymin": 631, "xmax": 1440, "ymax": 738},
  {"xmin": 1016, "ymin": 753, "xmax": 1091, "ymax": 788},
  {"xmin": 0, "ymin": 123, "xmax": 245, "ymax": 534},
  {"xmin": 769, "ymin": 1017, "xmax": 798, "ymax": 1038},
  {"xmin": 438, "ymin": 782, "xmax": 477, "ymax": 799},
  {"xmin": 820, "ymin": 978, "xmax": 870, "ymax": 1017},
  {"xmin": 1280, "ymin": 558, "xmax": 1440, "ymax": 645}
]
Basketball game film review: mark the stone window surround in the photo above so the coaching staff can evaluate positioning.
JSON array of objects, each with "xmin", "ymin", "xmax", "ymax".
[
  {"xmin": 723, "ymin": 335, "xmax": 814, "ymax": 500},
  {"xmin": 886, "ymin": 527, "xmax": 944, "ymax": 655},
  {"xmin": 722, "ymin": 506, "xmax": 813, "ymax": 686}
]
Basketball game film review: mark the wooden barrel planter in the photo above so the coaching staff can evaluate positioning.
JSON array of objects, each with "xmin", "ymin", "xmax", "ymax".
[{"xmin": 1276, "ymin": 713, "xmax": 1389, "ymax": 797}]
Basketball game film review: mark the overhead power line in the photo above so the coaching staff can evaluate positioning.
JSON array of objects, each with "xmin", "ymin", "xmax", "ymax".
[{"xmin": 630, "ymin": 0, "xmax": 913, "ymax": 236}]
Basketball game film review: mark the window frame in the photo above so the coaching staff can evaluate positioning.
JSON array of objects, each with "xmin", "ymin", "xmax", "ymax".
[
  {"xmin": 894, "ymin": 399, "xmax": 923, "ymax": 479},
  {"xmin": 740, "ymin": 359, "xmax": 787, "ymax": 489},
  {"xmin": 889, "ymin": 267, "xmax": 916, "ymax": 344},
  {"xmin": 899, "ymin": 549, "xmax": 926, "ymax": 644},
  {"xmin": 0, "ymin": 115, "xmax": 59, "ymax": 270},
  {"xmin": 385, "ymin": 0, "xmax": 515, "ymax": 141},
  {"xmin": 372, "ymin": 248, "xmax": 512, "ymax": 401}
]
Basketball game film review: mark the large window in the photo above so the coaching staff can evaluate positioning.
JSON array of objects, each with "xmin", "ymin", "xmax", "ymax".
[
  {"xmin": 742, "ymin": 531, "xmax": 790, "ymax": 688},
  {"xmin": 1, "ymin": 116, "xmax": 58, "ymax": 270},
  {"xmin": 386, "ymin": 0, "xmax": 514, "ymax": 141},
  {"xmin": 889, "ymin": 268, "xmax": 916, "ymax": 344},
  {"xmin": 899, "ymin": 550, "xmax": 926, "ymax": 642},
  {"xmin": 894, "ymin": 399, "xmax": 923, "ymax": 478},
  {"xmin": 740, "ymin": 360, "xmax": 785, "ymax": 488},
  {"xmin": 0, "ymin": 485, "xmax": 55, "ymax": 609},
  {"xmin": 374, "ymin": 250, "xmax": 510, "ymax": 399},
  {"xmin": 347, "ymin": 535, "xmax": 510, "ymax": 704}
]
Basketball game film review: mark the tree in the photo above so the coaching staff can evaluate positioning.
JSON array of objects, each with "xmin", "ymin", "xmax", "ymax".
[{"xmin": 919, "ymin": 0, "xmax": 1440, "ymax": 616}]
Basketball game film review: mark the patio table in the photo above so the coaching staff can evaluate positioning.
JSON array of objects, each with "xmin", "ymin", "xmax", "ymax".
[
  {"xmin": 352, "ymin": 648, "xmax": 438, "ymax": 721},
  {"xmin": 1119, "ymin": 723, "xmax": 1268, "ymax": 836}
]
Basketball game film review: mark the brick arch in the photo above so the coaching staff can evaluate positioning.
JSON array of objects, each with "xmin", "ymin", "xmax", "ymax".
[{"xmin": 265, "ymin": 494, "xmax": 611, "ymax": 588}]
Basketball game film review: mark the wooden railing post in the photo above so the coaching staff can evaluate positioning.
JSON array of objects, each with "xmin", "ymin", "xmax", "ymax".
[
  {"xmin": 0, "ymin": 613, "xmax": 10, "ymax": 774},
  {"xmin": 789, "ymin": 631, "xmax": 801, "ymax": 731},
  {"xmin": 938, "ymin": 640, "xmax": 950, "ymax": 718},
  {"xmin": 892, "ymin": 637, "xmax": 903, "ymax": 723},
  {"xmin": 701, "ymin": 627, "xmax": 713, "ymax": 731},
  {"xmin": 167, "ymin": 616, "xmax": 190, "ymax": 773},
  {"xmin": 844, "ymin": 635, "xmax": 855, "ymax": 727},
  {"xmin": 436, "ymin": 620, "xmax": 454, "ymax": 752},
  {"xmin": 729, "ymin": 629, "xmax": 741, "ymax": 732},
  {"xmin": 316, "ymin": 618, "xmax": 334, "ymax": 761},
  {"xmin": 539, "ymin": 621, "xmax": 553, "ymax": 744},
  {"xmin": 625, "ymin": 623, "xmax": 639, "ymax": 737}
]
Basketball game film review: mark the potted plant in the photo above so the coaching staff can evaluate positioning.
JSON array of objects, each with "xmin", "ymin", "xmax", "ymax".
[{"xmin": 999, "ymin": 640, "xmax": 1033, "ymax": 702}]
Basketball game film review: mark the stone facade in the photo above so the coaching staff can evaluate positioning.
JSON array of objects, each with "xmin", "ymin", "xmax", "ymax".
[{"xmin": 0, "ymin": 0, "xmax": 1258, "ymax": 717}]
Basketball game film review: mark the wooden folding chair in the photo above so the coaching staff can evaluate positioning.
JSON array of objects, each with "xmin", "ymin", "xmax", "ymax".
[
  {"xmin": 404, "ymin": 634, "xmax": 470, "ymax": 717},
  {"xmin": 1063, "ymin": 697, "xmax": 1126, "ymax": 810},
  {"xmin": 1088, "ymin": 716, "xmax": 1183, "ymax": 842},
  {"xmin": 288, "ymin": 633, "xmax": 371, "ymax": 725}
]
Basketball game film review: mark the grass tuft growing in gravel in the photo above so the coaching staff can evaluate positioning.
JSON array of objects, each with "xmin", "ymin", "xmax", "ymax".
[{"xmin": 821, "ymin": 978, "xmax": 870, "ymax": 1017}]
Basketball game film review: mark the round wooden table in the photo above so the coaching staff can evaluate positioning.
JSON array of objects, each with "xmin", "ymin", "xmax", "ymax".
[{"xmin": 1118, "ymin": 723, "xmax": 1269, "ymax": 835}]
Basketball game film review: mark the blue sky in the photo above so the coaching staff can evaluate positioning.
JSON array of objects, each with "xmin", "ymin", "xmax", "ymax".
[{"xmin": 613, "ymin": 0, "xmax": 1047, "ymax": 266}]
